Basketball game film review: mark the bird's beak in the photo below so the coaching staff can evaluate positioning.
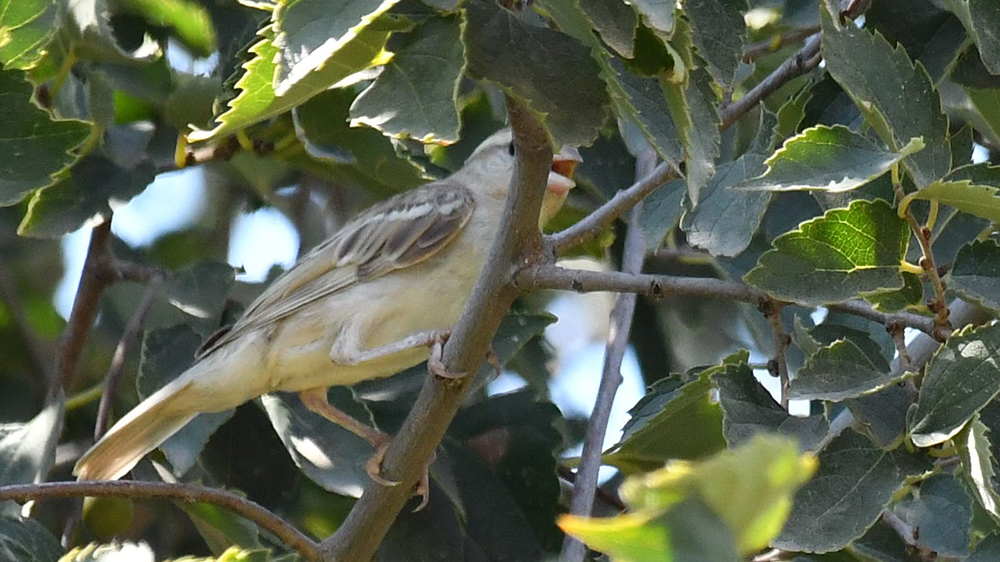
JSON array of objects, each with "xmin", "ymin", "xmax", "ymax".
[{"xmin": 547, "ymin": 146, "xmax": 583, "ymax": 197}]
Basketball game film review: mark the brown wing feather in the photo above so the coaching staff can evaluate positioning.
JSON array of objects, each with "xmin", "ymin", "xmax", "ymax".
[{"xmin": 196, "ymin": 182, "xmax": 474, "ymax": 359}]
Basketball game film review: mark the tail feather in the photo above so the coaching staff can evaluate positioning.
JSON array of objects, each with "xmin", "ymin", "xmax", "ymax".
[{"xmin": 74, "ymin": 380, "xmax": 197, "ymax": 481}]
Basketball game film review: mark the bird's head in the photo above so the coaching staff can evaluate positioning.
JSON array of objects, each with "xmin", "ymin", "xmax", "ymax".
[{"xmin": 462, "ymin": 129, "xmax": 582, "ymax": 227}]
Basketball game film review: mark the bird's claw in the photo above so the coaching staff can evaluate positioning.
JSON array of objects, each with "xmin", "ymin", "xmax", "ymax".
[
  {"xmin": 364, "ymin": 436, "xmax": 432, "ymax": 513},
  {"xmin": 428, "ymin": 333, "xmax": 467, "ymax": 379}
]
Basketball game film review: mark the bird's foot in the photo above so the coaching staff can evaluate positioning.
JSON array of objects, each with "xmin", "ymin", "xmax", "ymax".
[
  {"xmin": 364, "ymin": 434, "xmax": 432, "ymax": 512},
  {"xmin": 428, "ymin": 331, "xmax": 468, "ymax": 379}
]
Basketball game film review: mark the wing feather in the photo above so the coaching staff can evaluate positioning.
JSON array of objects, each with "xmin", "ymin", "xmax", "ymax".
[{"xmin": 196, "ymin": 181, "xmax": 474, "ymax": 359}]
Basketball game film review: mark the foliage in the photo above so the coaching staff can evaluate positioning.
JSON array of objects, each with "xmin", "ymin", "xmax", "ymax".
[{"xmin": 2, "ymin": 0, "xmax": 1000, "ymax": 560}]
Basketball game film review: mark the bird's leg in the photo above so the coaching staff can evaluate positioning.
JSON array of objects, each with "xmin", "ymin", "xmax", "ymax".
[
  {"xmin": 329, "ymin": 329, "xmax": 448, "ymax": 366},
  {"xmin": 298, "ymin": 388, "xmax": 431, "ymax": 509}
]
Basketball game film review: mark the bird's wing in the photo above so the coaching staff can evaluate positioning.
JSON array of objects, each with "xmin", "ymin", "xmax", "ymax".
[{"xmin": 196, "ymin": 182, "xmax": 475, "ymax": 359}]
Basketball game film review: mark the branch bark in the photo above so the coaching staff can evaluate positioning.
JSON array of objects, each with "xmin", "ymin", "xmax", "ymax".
[{"xmin": 319, "ymin": 98, "xmax": 553, "ymax": 561}]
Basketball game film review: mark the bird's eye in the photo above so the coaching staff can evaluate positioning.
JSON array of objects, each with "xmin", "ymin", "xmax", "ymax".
[{"xmin": 507, "ymin": 142, "xmax": 515, "ymax": 156}]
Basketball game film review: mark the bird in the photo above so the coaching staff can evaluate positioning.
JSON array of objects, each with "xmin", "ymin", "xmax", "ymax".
[{"xmin": 74, "ymin": 128, "xmax": 582, "ymax": 486}]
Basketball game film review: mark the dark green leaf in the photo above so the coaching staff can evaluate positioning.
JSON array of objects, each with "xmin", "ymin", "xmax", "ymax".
[
  {"xmin": 910, "ymin": 323, "xmax": 1000, "ymax": 447},
  {"xmin": 907, "ymin": 163, "xmax": 1000, "ymax": 223},
  {"xmin": 893, "ymin": 473, "xmax": 972, "ymax": 557},
  {"xmin": 864, "ymin": 271, "xmax": 925, "ymax": 313},
  {"xmin": 0, "ymin": 396, "xmax": 63, "ymax": 516},
  {"xmin": 968, "ymin": 533, "xmax": 1000, "ymax": 561},
  {"xmin": 464, "ymin": 0, "xmax": 609, "ymax": 147},
  {"xmin": 630, "ymin": 0, "xmax": 674, "ymax": 37},
  {"xmin": 165, "ymin": 261, "xmax": 238, "ymax": 322},
  {"xmin": 713, "ymin": 356, "xmax": 828, "ymax": 450},
  {"xmin": 638, "ymin": 177, "xmax": 684, "ymax": 250},
  {"xmin": 850, "ymin": 518, "xmax": 913, "ymax": 562},
  {"xmin": 0, "ymin": 0, "xmax": 58, "ymax": 69},
  {"xmin": 821, "ymin": 4, "xmax": 951, "ymax": 188},
  {"xmin": 18, "ymin": 156, "xmax": 155, "ymax": 238},
  {"xmin": 949, "ymin": 240, "xmax": 1000, "ymax": 313},
  {"xmin": 744, "ymin": 199, "xmax": 909, "ymax": 305},
  {"xmin": 0, "ymin": 69, "xmax": 92, "ymax": 207},
  {"xmin": 138, "ymin": 325, "xmax": 234, "ymax": 476},
  {"xmin": 349, "ymin": 16, "xmax": 463, "ymax": 142},
  {"xmin": 684, "ymin": 0, "xmax": 747, "ymax": 86},
  {"xmin": 790, "ymin": 337, "xmax": 897, "ymax": 402},
  {"xmin": 938, "ymin": 0, "xmax": 1000, "ymax": 74},
  {"xmin": 0, "ymin": 515, "xmax": 62, "ymax": 562},
  {"xmin": 845, "ymin": 385, "xmax": 911, "ymax": 448},
  {"xmin": 662, "ymin": 66, "xmax": 721, "ymax": 202},
  {"xmin": 736, "ymin": 125, "xmax": 924, "ymax": 193},
  {"xmin": 578, "ymin": 0, "xmax": 637, "ymax": 58},
  {"xmin": 955, "ymin": 416, "xmax": 1000, "ymax": 524},
  {"xmin": 681, "ymin": 153, "xmax": 769, "ymax": 257},
  {"xmin": 773, "ymin": 430, "xmax": 931, "ymax": 553}
]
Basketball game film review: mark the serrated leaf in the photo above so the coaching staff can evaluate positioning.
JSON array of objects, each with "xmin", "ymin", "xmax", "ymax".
[
  {"xmin": 0, "ymin": 516, "xmax": 63, "ymax": 562},
  {"xmin": 18, "ymin": 156, "xmax": 155, "ymax": 238},
  {"xmin": 630, "ymin": 0, "xmax": 674, "ymax": 37},
  {"xmin": 138, "ymin": 326, "xmax": 234, "ymax": 476},
  {"xmin": 713, "ymin": 356, "xmax": 828, "ymax": 450},
  {"xmin": 938, "ymin": 0, "xmax": 1000, "ymax": 75},
  {"xmin": 955, "ymin": 415, "xmax": 1000, "ymax": 523},
  {"xmin": 0, "ymin": 0, "xmax": 58, "ymax": 69},
  {"xmin": 535, "ymin": 0, "xmax": 683, "ymax": 167},
  {"xmin": 349, "ymin": 16, "xmax": 462, "ymax": 142},
  {"xmin": 736, "ymin": 125, "xmax": 925, "ymax": 193},
  {"xmin": 0, "ymin": 69, "xmax": 92, "ymax": 206},
  {"xmin": 893, "ymin": 473, "xmax": 973, "ymax": 557},
  {"xmin": 864, "ymin": 271, "xmax": 924, "ymax": 313},
  {"xmin": 681, "ymin": 153, "xmax": 770, "ymax": 257},
  {"xmin": 773, "ymin": 429, "xmax": 931, "ymax": 553},
  {"xmin": 790, "ymin": 338, "xmax": 898, "ymax": 402},
  {"xmin": 910, "ymin": 323, "xmax": 1000, "ymax": 448},
  {"xmin": 949, "ymin": 239, "xmax": 1000, "ymax": 313},
  {"xmin": 578, "ymin": 0, "xmax": 636, "ymax": 58},
  {"xmin": 662, "ymin": 66, "xmax": 721, "ymax": 203},
  {"xmin": 744, "ymin": 199, "xmax": 909, "ymax": 306},
  {"xmin": 820, "ymin": 5, "xmax": 951, "ymax": 188},
  {"xmin": 189, "ymin": 22, "xmax": 391, "ymax": 142},
  {"xmin": 684, "ymin": 0, "xmax": 747, "ymax": 87},
  {"xmin": 0, "ymin": 396, "xmax": 64, "ymax": 516},
  {"xmin": 604, "ymin": 362, "xmax": 727, "ymax": 474},
  {"xmin": 464, "ymin": 0, "xmax": 609, "ymax": 147},
  {"xmin": 272, "ymin": 0, "xmax": 399, "ymax": 94},
  {"xmin": 907, "ymin": 163, "xmax": 1000, "ymax": 223}
]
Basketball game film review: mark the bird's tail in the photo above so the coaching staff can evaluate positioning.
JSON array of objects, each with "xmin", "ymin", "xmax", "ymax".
[{"xmin": 74, "ymin": 378, "xmax": 198, "ymax": 481}]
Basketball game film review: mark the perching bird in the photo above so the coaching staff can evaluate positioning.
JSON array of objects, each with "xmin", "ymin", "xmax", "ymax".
[{"xmin": 74, "ymin": 129, "xmax": 581, "ymax": 484}]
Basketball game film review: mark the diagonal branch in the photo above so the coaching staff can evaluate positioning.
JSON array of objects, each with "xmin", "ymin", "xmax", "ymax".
[{"xmin": 319, "ymin": 98, "xmax": 554, "ymax": 562}]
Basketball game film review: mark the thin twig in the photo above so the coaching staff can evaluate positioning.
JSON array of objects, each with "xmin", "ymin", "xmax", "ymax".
[
  {"xmin": 561, "ymin": 150, "xmax": 654, "ymax": 562},
  {"xmin": 55, "ymin": 221, "xmax": 116, "ymax": 393},
  {"xmin": 762, "ymin": 299, "xmax": 791, "ymax": 409},
  {"xmin": 94, "ymin": 274, "xmax": 166, "ymax": 440},
  {"xmin": 719, "ymin": 34, "xmax": 822, "ymax": 129},
  {"xmin": 319, "ymin": 99, "xmax": 553, "ymax": 562},
  {"xmin": 742, "ymin": 26, "xmax": 821, "ymax": 62},
  {"xmin": 0, "ymin": 481, "xmax": 321, "ymax": 561}
]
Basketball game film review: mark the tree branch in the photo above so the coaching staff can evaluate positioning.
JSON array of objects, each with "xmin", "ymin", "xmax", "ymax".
[
  {"xmin": 561, "ymin": 150, "xmax": 654, "ymax": 562},
  {"xmin": 0, "ymin": 481, "xmax": 321, "ymax": 560},
  {"xmin": 319, "ymin": 99, "xmax": 553, "ymax": 561}
]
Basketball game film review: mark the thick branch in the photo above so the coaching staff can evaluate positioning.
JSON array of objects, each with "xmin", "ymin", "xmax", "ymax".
[
  {"xmin": 0, "ymin": 481, "xmax": 321, "ymax": 560},
  {"xmin": 319, "ymin": 100, "xmax": 553, "ymax": 561}
]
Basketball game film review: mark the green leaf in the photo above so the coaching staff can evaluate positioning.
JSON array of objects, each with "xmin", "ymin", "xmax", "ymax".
[
  {"xmin": 0, "ymin": 396, "xmax": 64, "ymax": 516},
  {"xmin": 955, "ymin": 415, "xmax": 1000, "ymax": 523},
  {"xmin": 846, "ymin": 385, "xmax": 911, "ymax": 449},
  {"xmin": 893, "ymin": 473, "xmax": 973, "ymax": 557},
  {"xmin": 463, "ymin": 0, "xmax": 609, "ymax": 147},
  {"xmin": 910, "ymin": 323, "xmax": 1000, "ymax": 447},
  {"xmin": 773, "ymin": 429, "xmax": 931, "ymax": 553},
  {"xmin": 189, "ymin": 22, "xmax": 392, "ymax": 142},
  {"xmin": 604, "ymin": 363, "xmax": 727, "ymax": 475},
  {"xmin": 744, "ymin": 199, "xmax": 909, "ymax": 306},
  {"xmin": 535, "ymin": 0, "xmax": 683, "ymax": 167},
  {"xmin": 564, "ymin": 435, "xmax": 816, "ymax": 558},
  {"xmin": 0, "ymin": 515, "xmax": 63, "ymax": 562},
  {"xmin": 164, "ymin": 261, "xmax": 238, "ymax": 321},
  {"xmin": 18, "ymin": 156, "xmax": 155, "ymax": 238},
  {"xmin": 790, "ymin": 338, "xmax": 899, "ymax": 402},
  {"xmin": 0, "ymin": 0, "xmax": 58, "ymax": 69},
  {"xmin": 138, "ymin": 325, "xmax": 234, "ymax": 476},
  {"xmin": 907, "ymin": 163, "xmax": 1000, "ymax": 223},
  {"xmin": 736, "ymin": 125, "xmax": 925, "ymax": 193},
  {"xmin": 349, "ymin": 16, "xmax": 463, "ymax": 142},
  {"xmin": 0, "ymin": 69, "xmax": 92, "ymax": 207},
  {"xmin": 272, "ymin": 0, "xmax": 399, "ymax": 94},
  {"xmin": 949, "ymin": 239, "xmax": 1000, "ymax": 313},
  {"xmin": 681, "ymin": 153, "xmax": 770, "ymax": 257},
  {"xmin": 112, "ymin": 0, "xmax": 217, "ymax": 57},
  {"xmin": 662, "ymin": 66, "xmax": 721, "ymax": 203},
  {"xmin": 864, "ymin": 271, "xmax": 924, "ymax": 313},
  {"xmin": 684, "ymin": 0, "xmax": 747, "ymax": 86},
  {"xmin": 713, "ymin": 355, "xmax": 828, "ymax": 450},
  {"xmin": 578, "ymin": 0, "xmax": 636, "ymax": 58},
  {"xmin": 969, "ymin": 533, "xmax": 1000, "ymax": 561},
  {"xmin": 938, "ymin": 0, "xmax": 1000, "ymax": 74},
  {"xmin": 630, "ymin": 0, "xmax": 674, "ymax": 37},
  {"xmin": 820, "ymin": 4, "xmax": 951, "ymax": 188},
  {"xmin": 67, "ymin": 0, "xmax": 162, "ymax": 64},
  {"xmin": 638, "ymin": 177, "xmax": 684, "ymax": 250}
]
